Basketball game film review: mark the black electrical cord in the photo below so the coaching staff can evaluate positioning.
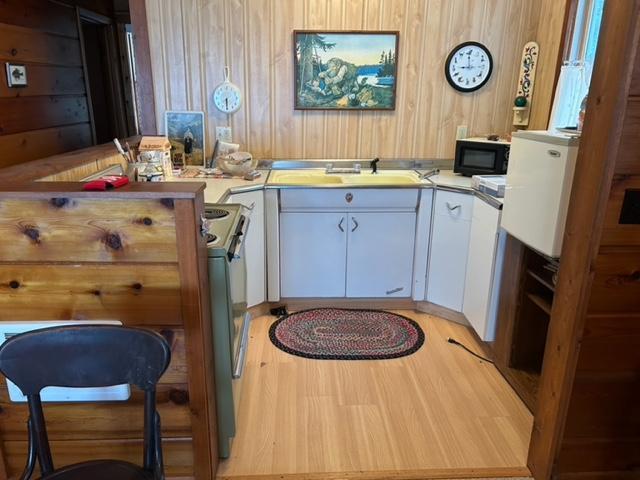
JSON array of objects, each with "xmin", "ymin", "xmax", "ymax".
[{"xmin": 447, "ymin": 337, "xmax": 494, "ymax": 363}]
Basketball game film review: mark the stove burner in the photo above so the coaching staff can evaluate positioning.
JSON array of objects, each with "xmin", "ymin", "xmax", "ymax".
[
  {"xmin": 206, "ymin": 233, "xmax": 218, "ymax": 244},
  {"xmin": 204, "ymin": 208, "xmax": 230, "ymax": 220}
]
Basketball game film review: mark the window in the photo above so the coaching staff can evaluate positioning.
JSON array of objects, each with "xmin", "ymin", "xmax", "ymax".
[{"xmin": 549, "ymin": 0, "xmax": 606, "ymax": 131}]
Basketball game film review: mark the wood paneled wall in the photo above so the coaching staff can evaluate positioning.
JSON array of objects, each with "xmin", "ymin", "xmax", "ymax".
[
  {"xmin": 0, "ymin": 0, "xmax": 94, "ymax": 169},
  {"xmin": 0, "ymin": 183, "xmax": 218, "ymax": 480},
  {"xmin": 145, "ymin": 0, "xmax": 560, "ymax": 160},
  {"xmin": 527, "ymin": 2, "xmax": 640, "ymax": 478}
]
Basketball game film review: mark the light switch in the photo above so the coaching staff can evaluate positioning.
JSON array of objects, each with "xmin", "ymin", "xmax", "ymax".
[
  {"xmin": 216, "ymin": 126, "xmax": 232, "ymax": 143},
  {"xmin": 5, "ymin": 63, "xmax": 27, "ymax": 87}
]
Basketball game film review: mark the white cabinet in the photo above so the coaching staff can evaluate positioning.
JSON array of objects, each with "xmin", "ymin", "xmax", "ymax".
[
  {"xmin": 346, "ymin": 212, "xmax": 416, "ymax": 297},
  {"xmin": 280, "ymin": 212, "xmax": 347, "ymax": 297},
  {"xmin": 226, "ymin": 190, "xmax": 266, "ymax": 307},
  {"xmin": 278, "ymin": 188, "xmax": 419, "ymax": 298},
  {"xmin": 427, "ymin": 190, "xmax": 473, "ymax": 311},
  {"xmin": 463, "ymin": 198, "xmax": 505, "ymax": 341}
]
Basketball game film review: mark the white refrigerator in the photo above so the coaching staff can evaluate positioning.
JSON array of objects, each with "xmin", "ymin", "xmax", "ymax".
[{"xmin": 501, "ymin": 131, "xmax": 580, "ymax": 258}]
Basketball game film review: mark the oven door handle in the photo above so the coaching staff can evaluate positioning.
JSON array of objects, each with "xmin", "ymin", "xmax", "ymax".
[
  {"xmin": 227, "ymin": 235, "xmax": 244, "ymax": 261},
  {"xmin": 233, "ymin": 312, "xmax": 251, "ymax": 379}
]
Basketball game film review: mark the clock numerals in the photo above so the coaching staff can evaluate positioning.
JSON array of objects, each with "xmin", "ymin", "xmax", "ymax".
[
  {"xmin": 445, "ymin": 42, "xmax": 493, "ymax": 92},
  {"xmin": 214, "ymin": 81, "xmax": 242, "ymax": 113}
]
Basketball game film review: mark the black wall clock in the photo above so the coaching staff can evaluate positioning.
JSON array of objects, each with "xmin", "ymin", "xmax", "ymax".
[{"xmin": 445, "ymin": 41, "xmax": 493, "ymax": 93}]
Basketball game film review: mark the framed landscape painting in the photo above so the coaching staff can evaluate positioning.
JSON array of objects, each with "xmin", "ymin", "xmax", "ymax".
[
  {"xmin": 164, "ymin": 110, "xmax": 206, "ymax": 166},
  {"xmin": 294, "ymin": 30, "xmax": 399, "ymax": 110}
]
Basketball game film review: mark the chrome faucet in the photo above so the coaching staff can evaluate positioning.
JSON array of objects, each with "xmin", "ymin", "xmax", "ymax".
[
  {"xmin": 420, "ymin": 168, "xmax": 440, "ymax": 180},
  {"xmin": 370, "ymin": 157, "xmax": 380, "ymax": 174}
]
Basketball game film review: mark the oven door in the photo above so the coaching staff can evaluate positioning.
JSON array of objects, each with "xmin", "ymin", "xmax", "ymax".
[{"xmin": 228, "ymin": 215, "xmax": 251, "ymax": 379}]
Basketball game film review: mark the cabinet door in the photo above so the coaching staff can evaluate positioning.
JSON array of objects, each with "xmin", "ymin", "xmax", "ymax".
[
  {"xmin": 280, "ymin": 212, "xmax": 347, "ymax": 297},
  {"xmin": 427, "ymin": 191, "xmax": 473, "ymax": 311},
  {"xmin": 346, "ymin": 212, "xmax": 416, "ymax": 298},
  {"xmin": 227, "ymin": 191, "xmax": 266, "ymax": 307},
  {"xmin": 463, "ymin": 198, "xmax": 501, "ymax": 340}
]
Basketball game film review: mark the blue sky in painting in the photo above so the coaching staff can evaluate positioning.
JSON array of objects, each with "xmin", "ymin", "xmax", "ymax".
[{"xmin": 314, "ymin": 34, "xmax": 396, "ymax": 66}]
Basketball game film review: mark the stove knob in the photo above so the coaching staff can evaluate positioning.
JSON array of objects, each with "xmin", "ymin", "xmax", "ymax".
[{"xmin": 345, "ymin": 192, "xmax": 353, "ymax": 203}]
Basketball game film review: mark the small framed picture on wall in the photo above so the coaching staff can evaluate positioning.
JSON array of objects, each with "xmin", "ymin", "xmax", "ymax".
[{"xmin": 164, "ymin": 110, "xmax": 206, "ymax": 166}]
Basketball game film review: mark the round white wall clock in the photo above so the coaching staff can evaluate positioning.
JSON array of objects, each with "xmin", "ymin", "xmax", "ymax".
[
  {"xmin": 445, "ymin": 41, "xmax": 493, "ymax": 93},
  {"xmin": 213, "ymin": 67, "xmax": 242, "ymax": 113}
]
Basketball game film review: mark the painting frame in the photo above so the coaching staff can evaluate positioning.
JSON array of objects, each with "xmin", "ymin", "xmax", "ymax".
[
  {"xmin": 164, "ymin": 110, "xmax": 206, "ymax": 167},
  {"xmin": 293, "ymin": 30, "xmax": 400, "ymax": 111}
]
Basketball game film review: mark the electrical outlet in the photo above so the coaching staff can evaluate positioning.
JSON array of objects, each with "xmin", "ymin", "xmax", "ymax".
[
  {"xmin": 216, "ymin": 126, "xmax": 232, "ymax": 143},
  {"xmin": 456, "ymin": 125, "xmax": 468, "ymax": 140}
]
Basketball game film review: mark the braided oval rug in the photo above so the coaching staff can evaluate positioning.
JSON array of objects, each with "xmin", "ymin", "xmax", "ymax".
[{"xmin": 269, "ymin": 308, "xmax": 425, "ymax": 360}]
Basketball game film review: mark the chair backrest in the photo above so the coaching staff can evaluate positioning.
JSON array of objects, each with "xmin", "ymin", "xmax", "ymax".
[
  {"xmin": 0, "ymin": 325, "xmax": 170, "ymax": 393},
  {"xmin": 0, "ymin": 325, "xmax": 171, "ymax": 478}
]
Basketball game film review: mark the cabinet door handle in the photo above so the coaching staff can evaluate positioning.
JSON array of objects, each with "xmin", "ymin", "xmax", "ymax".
[
  {"xmin": 351, "ymin": 217, "xmax": 359, "ymax": 232},
  {"xmin": 386, "ymin": 287, "xmax": 404, "ymax": 295},
  {"xmin": 446, "ymin": 202, "xmax": 461, "ymax": 211},
  {"xmin": 338, "ymin": 217, "xmax": 345, "ymax": 232}
]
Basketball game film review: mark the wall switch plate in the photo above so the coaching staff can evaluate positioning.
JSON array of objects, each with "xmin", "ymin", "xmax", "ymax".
[
  {"xmin": 5, "ymin": 63, "xmax": 27, "ymax": 87},
  {"xmin": 216, "ymin": 126, "xmax": 232, "ymax": 143},
  {"xmin": 456, "ymin": 125, "xmax": 468, "ymax": 139}
]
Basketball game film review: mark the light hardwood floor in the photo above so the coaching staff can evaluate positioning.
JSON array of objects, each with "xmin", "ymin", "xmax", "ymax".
[{"xmin": 216, "ymin": 311, "xmax": 533, "ymax": 480}]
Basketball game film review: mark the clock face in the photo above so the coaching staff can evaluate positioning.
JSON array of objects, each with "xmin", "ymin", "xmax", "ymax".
[
  {"xmin": 214, "ymin": 82, "xmax": 242, "ymax": 113},
  {"xmin": 445, "ymin": 42, "xmax": 493, "ymax": 92}
]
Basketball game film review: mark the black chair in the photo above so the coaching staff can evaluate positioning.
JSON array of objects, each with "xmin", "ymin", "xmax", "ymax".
[{"xmin": 0, "ymin": 325, "xmax": 171, "ymax": 480}]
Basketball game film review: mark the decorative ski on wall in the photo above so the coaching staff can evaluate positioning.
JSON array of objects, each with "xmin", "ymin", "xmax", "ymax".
[{"xmin": 513, "ymin": 41, "xmax": 540, "ymax": 127}]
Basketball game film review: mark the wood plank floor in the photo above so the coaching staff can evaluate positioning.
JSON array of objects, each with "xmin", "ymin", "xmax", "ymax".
[{"xmin": 216, "ymin": 311, "xmax": 533, "ymax": 480}]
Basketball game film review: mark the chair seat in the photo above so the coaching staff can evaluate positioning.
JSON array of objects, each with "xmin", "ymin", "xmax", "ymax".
[{"xmin": 40, "ymin": 460, "xmax": 154, "ymax": 480}]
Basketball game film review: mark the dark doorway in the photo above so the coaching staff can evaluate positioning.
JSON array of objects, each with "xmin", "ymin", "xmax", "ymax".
[{"xmin": 80, "ymin": 4, "xmax": 138, "ymax": 145}]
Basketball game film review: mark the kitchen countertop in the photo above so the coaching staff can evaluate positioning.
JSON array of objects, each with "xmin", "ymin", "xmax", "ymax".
[
  {"xmin": 168, "ymin": 171, "xmax": 267, "ymax": 203},
  {"xmin": 165, "ymin": 168, "xmax": 503, "ymax": 208}
]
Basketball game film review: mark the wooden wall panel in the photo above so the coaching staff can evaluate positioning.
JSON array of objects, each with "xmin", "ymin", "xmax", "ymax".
[
  {"xmin": 0, "ymin": 96, "xmax": 89, "ymax": 135},
  {"xmin": 146, "ymin": 0, "xmax": 559, "ymax": 160},
  {"xmin": 0, "ymin": 24, "xmax": 82, "ymax": 66},
  {"xmin": 0, "ymin": 183, "xmax": 211, "ymax": 479},
  {"xmin": 0, "ymin": 383, "xmax": 192, "ymax": 441},
  {"xmin": 0, "ymin": 0, "xmax": 78, "ymax": 37},
  {"xmin": 616, "ymin": 98, "xmax": 640, "ymax": 174},
  {"xmin": 0, "ymin": 0, "xmax": 95, "ymax": 170},
  {"xmin": 0, "ymin": 264, "xmax": 182, "ymax": 324},
  {"xmin": 528, "ymin": 0, "xmax": 570, "ymax": 130},
  {"xmin": 0, "ymin": 66, "xmax": 85, "ymax": 98},
  {"xmin": 530, "ymin": 1, "xmax": 640, "ymax": 478},
  {"xmin": 0, "ymin": 198, "xmax": 178, "ymax": 263},
  {"xmin": 3, "ymin": 437, "xmax": 194, "ymax": 478},
  {"xmin": 0, "ymin": 124, "xmax": 93, "ymax": 169}
]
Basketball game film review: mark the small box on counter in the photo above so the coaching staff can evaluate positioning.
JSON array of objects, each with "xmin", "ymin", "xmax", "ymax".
[
  {"xmin": 139, "ymin": 136, "xmax": 173, "ymax": 179},
  {"xmin": 471, "ymin": 175, "xmax": 506, "ymax": 198}
]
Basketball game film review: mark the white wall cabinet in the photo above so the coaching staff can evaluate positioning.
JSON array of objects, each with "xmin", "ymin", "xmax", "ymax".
[
  {"xmin": 427, "ymin": 190, "xmax": 473, "ymax": 311},
  {"xmin": 463, "ymin": 198, "xmax": 505, "ymax": 341},
  {"xmin": 346, "ymin": 212, "xmax": 416, "ymax": 298},
  {"xmin": 280, "ymin": 212, "xmax": 347, "ymax": 297},
  {"xmin": 226, "ymin": 190, "xmax": 266, "ymax": 307}
]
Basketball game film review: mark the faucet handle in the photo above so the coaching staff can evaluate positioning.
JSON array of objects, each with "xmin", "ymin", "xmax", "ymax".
[{"xmin": 370, "ymin": 157, "xmax": 380, "ymax": 167}]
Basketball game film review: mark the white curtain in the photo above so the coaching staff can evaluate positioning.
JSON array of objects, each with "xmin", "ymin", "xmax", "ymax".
[{"xmin": 548, "ymin": 62, "xmax": 590, "ymax": 132}]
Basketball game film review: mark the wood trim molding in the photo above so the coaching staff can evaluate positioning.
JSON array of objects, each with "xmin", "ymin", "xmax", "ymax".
[
  {"xmin": 129, "ymin": 0, "xmax": 157, "ymax": 134},
  {"xmin": 527, "ymin": 2, "xmax": 640, "ymax": 479},
  {"xmin": 174, "ymin": 196, "xmax": 219, "ymax": 479}
]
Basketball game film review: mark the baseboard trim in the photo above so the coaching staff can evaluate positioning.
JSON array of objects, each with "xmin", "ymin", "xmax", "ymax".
[
  {"xmin": 415, "ymin": 301, "xmax": 470, "ymax": 326},
  {"xmin": 276, "ymin": 298, "xmax": 418, "ymax": 311},
  {"xmin": 216, "ymin": 467, "xmax": 532, "ymax": 480}
]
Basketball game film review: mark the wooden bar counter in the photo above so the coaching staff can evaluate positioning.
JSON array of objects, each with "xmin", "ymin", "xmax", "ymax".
[{"xmin": 0, "ymin": 181, "xmax": 217, "ymax": 480}]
